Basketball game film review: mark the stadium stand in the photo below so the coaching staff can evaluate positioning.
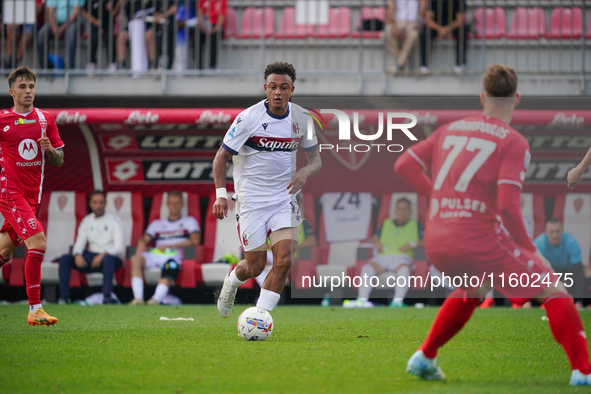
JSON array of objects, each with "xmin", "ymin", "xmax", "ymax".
[
  {"xmin": 472, "ymin": 7, "xmax": 506, "ymax": 39},
  {"xmin": 275, "ymin": 7, "xmax": 315, "ymax": 39},
  {"xmin": 506, "ymin": 7, "xmax": 546, "ymax": 39},
  {"xmin": 351, "ymin": 6, "xmax": 386, "ymax": 39},
  {"xmin": 547, "ymin": 7, "xmax": 583, "ymax": 39},
  {"xmin": 552, "ymin": 193, "xmax": 591, "ymax": 267},
  {"xmin": 313, "ymin": 7, "xmax": 351, "ymax": 39},
  {"xmin": 224, "ymin": 7, "xmax": 238, "ymax": 39},
  {"xmin": 236, "ymin": 7, "xmax": 275, "ymax": 39}
]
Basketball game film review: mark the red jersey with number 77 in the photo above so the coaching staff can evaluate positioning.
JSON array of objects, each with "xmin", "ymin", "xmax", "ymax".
[
  {"xmin": 405, "ymin": 114, "xmax": 531, "ymax": 254},
  {"xmin": 0, "ymin": 107, "xmax": 64, "ymax": 205}
]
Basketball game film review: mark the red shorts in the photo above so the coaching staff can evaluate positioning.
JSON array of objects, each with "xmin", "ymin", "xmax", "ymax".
[
  {"xmin": 0, "ymin": 195, "xmax": 44, "ymax": 246},
  {"xmin": 427, "ymin": 226, "xmax": 555, "ymax": 302}
]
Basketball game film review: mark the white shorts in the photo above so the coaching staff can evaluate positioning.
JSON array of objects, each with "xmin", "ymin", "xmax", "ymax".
[
  {"xmin": 236, "ymin": 198, "xmax": 301, "ymax": 252},
  {"xmin": 371, "ymin": 254, "xmax": 413, "ymax": 271},
  {"xmin": 142, "ymin": 249, "xmax": 182, "ymax": 269}
]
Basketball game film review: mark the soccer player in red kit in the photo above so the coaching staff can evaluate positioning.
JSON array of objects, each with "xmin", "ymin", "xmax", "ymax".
[
  {"xmin": 395, "ymin": 64, "xmax": 591, "ymax": 386},
  {"xmin": 0, "ymin": 66, "xmax": 64, "ymax": 326}
]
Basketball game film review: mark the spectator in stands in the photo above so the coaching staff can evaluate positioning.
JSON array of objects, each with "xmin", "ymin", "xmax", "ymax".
[
  {"xmin": 197, "ymin": 0, "xmax": 226, "ymax": 69},
  {"xmin": 37, "ymin": 0, "xmax": 85, "ymax": 69},
  {"xmin": 419, "ymin": 0, "xmax": 468, "ymax": 75},
  {"xmin": 81, "ymin": 0, "xmax": 121, "ymax": 75},
  {"xmin": 344, "ymin": 197, "xmax": 423, "ymax": 308},
  {"xmin": 129, "ymin": 190, "xmax": 201, "ymax": 305},
  {"xmin": 3, "ymin": 0, "xmax": 44, "ymax": 69},
  {"xmin": 121, "ymin": 0, "xmax": 176, "ymax": 69},
  {"xmin": 58, "ymin": 190, "xmax": 125, "ymax": 304},
  {"xmin": 534, "ymin": 218, "xmax": 586, "ymax": 309},
  {"xmin": 568, "ymin": 146, "xmax": 591, "ymax": 188},
  {"xmin": 385, "ymin": 0, "xmax": 426, "ymax": 74}
]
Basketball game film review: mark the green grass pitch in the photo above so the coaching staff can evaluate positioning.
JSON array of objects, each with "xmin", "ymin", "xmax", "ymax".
[{"xmin": 1, "ymin": 304, "xmax": 590, "ymax": 393}]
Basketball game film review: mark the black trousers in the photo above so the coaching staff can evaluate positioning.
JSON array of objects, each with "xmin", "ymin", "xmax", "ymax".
[{"xmin": 420, "ymin": 25, "xmax": 468, "ymax": 67}]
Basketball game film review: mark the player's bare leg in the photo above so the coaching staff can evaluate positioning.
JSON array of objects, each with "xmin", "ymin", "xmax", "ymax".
[
  {"xmin": 217, "ymin": 249, "xmax": 266, "ymax": 318},
  {"xmin": 22, "ymin": 232, "xmax": 56, "ymax": 326},
  {"xmin": 129, "ymin": 254, "xmax": 147, "ymax": 305},
  {"xmin": 534, "ymin": 283, "xmax": 591, "ymax": 385}
]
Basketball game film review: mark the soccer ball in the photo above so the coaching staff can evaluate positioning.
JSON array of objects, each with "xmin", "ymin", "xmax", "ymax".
[{"xmin": 237, "ymin": 307, "xmax": 274, "ymax": 341}]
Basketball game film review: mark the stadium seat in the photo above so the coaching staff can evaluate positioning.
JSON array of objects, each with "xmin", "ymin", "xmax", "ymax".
[
  {"xmin": 520, "ymin": 193, "xmax": 545, "ymax": 239},
  {"xmin": 143, "ymin": 191, "xmax": 203, "ymax": 287},
  {"xmin": 275, "ymin": 7, "xmax": 315, "ymax": 39},
  {"xmin": 224, "ymin": 8, "xmax": 237, "ymax": 39},
  {"xmin": 313, "ymin": 7, "xmax": 351, "ymax": 39},
  {"xmin": 351, "ymin": 6, "xmax": 386, "ymax": 39},
  {"xmin": 236, "ymin": 7, "xmax": 275, "ymax": 39},
  {"xmin": 552, "ymin": 193, "xmax": 591, "ymax": 266},
  {"xmin": 547, "ymin": 7, "xmax": 583, "ymax": 39},
  {"xmin": 38, "ymin": 191, "xmax": 87, "ymax": 285},
  {"xmin": 105, "ymin": 192, "xmax": 144, "ymax": 288},
  {"xmin": 507, "ymin": 7, "xmax": 546, "ymax": 39},
  {"xmin": 315, "ymin": 192, "xmax": 374, "ymax": 282},
  {"xmin": 472, "ymin": 7, "xmax": 506, "ymax": 39}
]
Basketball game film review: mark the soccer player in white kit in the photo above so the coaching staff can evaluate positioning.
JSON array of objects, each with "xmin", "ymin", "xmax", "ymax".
[{"xmin": 213, "ymin": 62, "xmax": 321, "ymax": 317}]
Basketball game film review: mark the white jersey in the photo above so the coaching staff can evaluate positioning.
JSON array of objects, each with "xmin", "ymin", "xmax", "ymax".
[
  {"xmin": 222, "ymin": 100, "xmax": 318, "ymax": 204},
  {"xmin": 72, "ymin": 212, "xmax": 126, "ymax": 261},
  {"xmin": 145, "ymin": 216, "xmax": 201, "ymax": 258}
]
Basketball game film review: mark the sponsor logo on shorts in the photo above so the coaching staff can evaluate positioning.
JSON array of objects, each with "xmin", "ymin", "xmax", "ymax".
[
  {"xmin": 27, "ymin": 218, "xmax": 37, "ymax": 229},
  {"xmin": 242, "ymin": 233, "xmax": 249, "ymax": 247}
]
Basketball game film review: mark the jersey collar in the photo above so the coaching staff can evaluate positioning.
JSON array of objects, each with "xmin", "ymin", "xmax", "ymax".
[{"xmin": 264, "ymin": 100, "xmax": 290, "ymax": 120}]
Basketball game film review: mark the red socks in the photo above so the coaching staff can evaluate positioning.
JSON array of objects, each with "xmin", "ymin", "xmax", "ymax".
[
  {"xmin": 420, "ymin": 288, "xmax": 481, "ymax": 358},
  {"xmin": 25, "ymin": 249, "xmax": 45, "ymax": 306},
  {"xmin": 0, "ymin": 254, "xmax": 9, "ymax": 268},
  {"xmin": 545, "ymin": 296, "xmax": 591, "ymax": 374}
]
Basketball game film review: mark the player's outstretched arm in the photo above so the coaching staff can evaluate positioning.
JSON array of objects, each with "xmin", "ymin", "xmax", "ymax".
[
  {"xmin": 212, "ymin": 147, "xmax": 233, "ymax": 219},
  {"xmin": 567, "ymin": 146, "xmax": 591, "ymax": 188},
  {"xmin": 288, "ymin": 148, "xmax": 321, "ymax": 194}
]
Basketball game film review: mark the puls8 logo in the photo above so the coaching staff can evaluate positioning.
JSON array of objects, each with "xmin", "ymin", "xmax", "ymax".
[{"xmin": 305, "ymin": 109, "xmax": 418, "ymax": 153}]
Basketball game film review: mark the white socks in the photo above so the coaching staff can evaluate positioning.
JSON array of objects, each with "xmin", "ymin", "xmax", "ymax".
[
  {"xmin": 30, "ymin": 303, "xmax": 42, "ymax": 313},
  {"xmin": 228, "ymin": 269, "xmax": 246, "ymax": 288},
  {"xmin": 152, "ymin": 283, "xmax": 169, "ymax": 303},
  {"xmin": 358, "ymin": 263, "xmax": 376, "ymax": 301},
  {"xmin": 393, "ymin": 265, "xmax": 411, "ymax": 302},
  {"xmin": 256, "ymin": 289, "xmax": 281, "ymax": 311},
  {"xmin": 131, "ymin": 276, "xmax": 144, "ymax": 300}
]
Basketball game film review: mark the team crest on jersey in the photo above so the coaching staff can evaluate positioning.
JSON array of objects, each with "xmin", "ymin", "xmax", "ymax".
[
  {"xmin": 27, "ymin": 218, "xmax": 37, "ymax": 230},
  {"xmin": 292, "ymin": 121, "xmax": 301, "ymax": 136},
  {"xmin": 39, "ymin": 118, "xmax": 47, "ymax": 133}
]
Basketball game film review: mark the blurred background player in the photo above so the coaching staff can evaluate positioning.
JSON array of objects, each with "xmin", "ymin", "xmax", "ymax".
[
  {"xmin": 395, "ymin": 64, "xmax": 591, "ymax": 386},
  {"xmin": 213, "ymin": 61, "xmax": 321, "ymax": 320},
  {"xmin": 129, "ymin": 190, "xmax": 201, "ymax": 305},
  {"xmin": 0, "ymin": 66, "xmax": 64, "ymax": 325},
  {"xmin": 344, "ymin": 197, "xmax": 423, "ymax": 308},
  {"xmin": 197, "ymin": 0, "xmax": 227, "ymax": 69},
  {"xmin": 567, "ymin": 146, "xmax": 591, "ymax": 188},
  {"xmin": 534, "ymin": 218, "xmax": 586, "ymax": 309},
  {"xmin": 58, "ymin": 190, "xmax": 125, "ymax": 304}
]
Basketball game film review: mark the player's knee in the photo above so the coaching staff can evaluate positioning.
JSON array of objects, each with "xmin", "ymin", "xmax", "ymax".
[
  {"xmin": 161, "ymin": 260, "xmax": 180, "ymax": 281},
  {"xmin": 535, "ymin": 283, "xmax": 570, "ymax": 302}
]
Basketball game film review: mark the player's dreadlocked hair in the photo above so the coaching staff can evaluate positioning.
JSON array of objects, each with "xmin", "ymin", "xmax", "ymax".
[
  {"xmin": 8, "ymin": 66, "xmax": 36, "ymax": 89},
  {"xmin": 483, "ymin": 64, "xmax": 518, "ymax": 97},
  {"xmin": 264, "ymin": 62, "xmax": 297, "ymax": 83}
]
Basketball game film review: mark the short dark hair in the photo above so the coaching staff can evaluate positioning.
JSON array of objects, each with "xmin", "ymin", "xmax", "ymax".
[
  {"xmin": 546, "ymin": 217, "xmax": 562, "ymax": 226},
  {"xmin": 168, "ymin": 190, "xmax": 184, "ymax": 201},
  {"xmin": 483, "ymin": 64, "xmax": 518, "ymax": 97},
  {"xmin": 89, "ymin": 190, "xmax": 106, "ymax": 201},
  {"xmin": 8, "ymin": 66, "xmax": 36, "ymax": 89},
  {"xmin": 396, "ymin": 197, "xmax": 412, "ymax": 207},
  {"xmin": 264, "ymin": 62, "xmax": 296, "ymax": 83}
]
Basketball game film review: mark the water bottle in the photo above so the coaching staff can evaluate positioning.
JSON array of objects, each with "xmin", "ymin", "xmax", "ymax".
[{"xmin": 321, "ymin": 293, "xmax": 330, "ymax": 307}]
